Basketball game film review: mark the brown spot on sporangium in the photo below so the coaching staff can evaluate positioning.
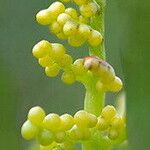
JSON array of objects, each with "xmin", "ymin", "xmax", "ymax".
[
  {"xmin": 88, "ymin": 65, "xmax": 92, "ymax": 70},
  {"xmin": 83, "ymin": 56, "xmax": 113, "ymax": 72},
  {"xmin": 107, "ymin": 65, "xmax": 111, "ymax": 70}
]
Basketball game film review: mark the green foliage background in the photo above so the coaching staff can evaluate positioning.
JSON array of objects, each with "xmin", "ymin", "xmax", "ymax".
[{"xmin": 0, "ymin": 0, "xmax": 150, "ymax": 149}]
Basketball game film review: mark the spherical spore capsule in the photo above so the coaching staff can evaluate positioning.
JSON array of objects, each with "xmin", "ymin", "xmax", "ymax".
[
  {"xmin": 78, "ymin": 24, "xmax": 91, "ymax": 38},
  {"xmin": 49, "ymin": 21, "xmax": 63, "ymax": 34},
  {"xmin": 108, "ymin": 128, "xmax": 119, "ymax": 140},
  {"xmin": 69, "ymin": 125, "xmax": 91, "ymax": 141},
  {"xmin": 32, "ymin": 40, "xmax": 52, "ymax": 59},
  {"xmin": 48, "ymin": 2, "xmax": 65, "ymax": 20},
  {"xmin": 88, "ymin": 30, "xmax": 103, "ymax": 47},
  {"xmin": 74, "ymin": 110, "xmax": 97, "ymax": 128},
  {"xmin": 68, "ymin": 35, "xmax": 85, "ymax": 47},
  {"xmin": 38, "ymin": 56, "xmax": 54, "ymax": 68},
  {"xmin": 60, "ymin": 114, "xmax": 74, "ymax": 131},
  {"xmin": 80, "ymin": 2, "xmax": 98, "ymax": 17},
  {"xmin": 101, "ymin": 105, "xmax": 117, "ymax": 122},
  {"xmin": 57, "ymin": 54, "xmax": 73, "ymax": 67},
  {"xmin": 63, "ymin": 21, "xmax": 78, "ymax": 36},
  {"xmin": 45, "ymin": 63, "xmax": 60, "ymax": 77},
  {"xmin": 109, "ymin": 76, "xmax": 123, "ymax": 92},
  {"xmin": 65, "ymin": 8, "xmax": 78, "ymax": 19},
  {"xmin": 87, "ymin": 113, "xmax": 98, "ymax": 128},
  {"xmin": 72, "ymin": 59, "xmax": 87, "ymax": 76},
  {"xmin": 42, "ymin": 113, "xmax": 61, "ymax": 131},
  {"xmin": 55, "ymin": 131, "xmax": 66, "ymax": 143},
  {"xmin": 99, "ymin": 63, "xmax": 115, "ymax": 84},
  {"xmin": 74, "ymin": 110, "xmax": 88, "ymax": 127},
  {"xmin": 57, "ymin": 13, "xmax": 71, "ymax": 25},
  {"xmin": 61, "ymin": 71, "xmax": 76, "ymax": 84},
  {"xmin": 51, "ymin": 43, "xmax": 66, "ymax": 60},
  {"xmin": 21, "ymin": 120, "xmax": 39, "ymax": 140},
  {"xmin": 110, "ymin": 115, "xmax": 125, "ymax": 129},
  {"xmin": 37, "ymin": 129, "xmax": 54, "ymax": 146},
  {"xmin": 28, "ymin": 106, "xmax": 46, "ymax": 126},
  {"xmin": 96, "ymin": 116, "xmax": 109, "ymax": 131},
  {"xmin": 36, "ymin": 9, "xmax": 52, "ymax": 25}
]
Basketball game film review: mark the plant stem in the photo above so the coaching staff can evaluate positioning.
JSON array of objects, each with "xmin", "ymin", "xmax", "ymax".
[
  {"xmin": 84, "ymin": 0, "xmax": 106, "ymax": 116},
  {"xmin": 83, "ymin": 0, "xmax": 106, "ymax": 150},
  {"xmin": 89, "ymin": 0, "xmax": 106, "ymax": 59},
  {"xmin": 84, "ymin": 78, "xmax": 105, "ymax": 116}
]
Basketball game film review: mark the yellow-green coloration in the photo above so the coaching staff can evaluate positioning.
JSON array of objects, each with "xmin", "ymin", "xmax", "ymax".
[
  {"xmin": 40, "ymin": 143, "xmax": 57, "ymax": 150},
  {"xmin": 49, "ymin": 21, "xmax": 62, "ymax": 34},
  {"xmin": 47, "ymin": 1, "xmax": 65, "ymax": 21},
  {"xmin": 57, "ymin": 54, "xmax": 73, "ymax": 67},
  {"xmin": 57, "ymin": 13, "xmax": 71, "ymax": 25},
  {"xmin": 54, "ymin": 131, "xmax": 66, "ymax": 143},
  {"xmin": 72, "ymin": 59, "xmax": 87, "ymax": 76},
  {"xmin": 37, "ymin": 129, "xmax": 54, "ymax": 146},
  {"xmin": 96, "ymin": 116, "xmax": 109, "ymax": 131},
  {"xmin": 38, "ymin": 56, "xmax": 54, "ymax": 68},
  {"xmin": 61, "ymin": 71, "xmax": 76, "ymax": 84},
  {"xmin": 73, "ymin": 0, "xmax": 89, "ymax": 6},
  {"xmin": 36, "ymin": 2, "xmax": 65, "ymax": 25},
  {"xmin": 69, "ymin": 125, "xmax": 91, "ymax": 141},
  {"xmin": 45, "ymin": 64, "xmax": 60, "ymax": 77},
  {"xmin": 42, "ymin": 113, "xmax": 61, "ymax": 131},
  {"xmin": 110, "ymin": 115, "xmax": 125, "ymax": 129},
  {"xmin": 57, "ymin": 32, "xmax": 68, "ymax": 40},
  {"xmin": 101, "ymin": 105, "xmax": 117, "ymax": 122},
  {"xmin": 51, "ymin": 43, "xmax": 66, "ymax": 60},
  {"xmin": 35, "ymin": 2, "xmax": 103, "ymax": 48},
  {"xmin": 36, "ymin": 9, "xmax": 52, "ymax": 25},
  {"xmin": 65, "ymin": 8, "xmax": 78, "ymax": 19},
  {"xmin": 59, "ymin": 141, "xmax": 74, "ymax": 150},
  {"xmin": 96, "ymin": 80, "xmax": 105, "ymax": 92},
  {"xmin": 78, "ymin": 15, "xmax": 89, "ymax": 24},
  {"xmin": 79, "ymin": 2, "xmax": 98, "ymax": 17},
  {"xmin": 88, "ymin": 30, "xmax": 103, "ymax": 47},
  {"xmin": 21, "ymin": 106, "xmax": 126, "ymax": 149},
  {"xmin": 74, "ymin": 110, "xmax": 97, "ymax": 128},
  {"xmin": 61, "ymin": 0, "xmax": 71, "ymax": 3},
  {"xmin": 21, "ymin": 0, "xmax": 127, "ymax": 149},
  {"xmin": 28, "ymin": 106, "xmax": 46, "ymax": 126},
  {"xmin": 21, "ymin": 120, "xmax": 39, "ymax": 140},
  {"xmin": 32, "ymin": 40, "xmax": 52, "ymax": 59},
  {"xmin": 109, "ymin": 76, "xmax": 123, "ymax": 92},
  {"xmin": 60, "ymin": 114, "xmax": 74, "ymax": 131},
  {"xmin": 108, "ymin": 128, "xmax": 119, "ymax": 140},
  {"xmin": 63, "ymin": 21, "xmax": 78, "ymax": 36},
  {"xmin": 78, "ymin": 24, "xmax": 91, "ymax": 38},
  {"xmin": 68, "ymin": 35, "xmax": 86, "ymax": 47}
]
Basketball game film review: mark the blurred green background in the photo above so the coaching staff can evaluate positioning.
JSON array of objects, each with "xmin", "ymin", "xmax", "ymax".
[{"xmin": 0, "ymin": 0, "xmax": 150, "ymax": 149}]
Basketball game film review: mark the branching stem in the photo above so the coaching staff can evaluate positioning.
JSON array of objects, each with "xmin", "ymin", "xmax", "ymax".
[{"xmin": 83, "ymin": 0, "xmax": 106, "ymax": 149}]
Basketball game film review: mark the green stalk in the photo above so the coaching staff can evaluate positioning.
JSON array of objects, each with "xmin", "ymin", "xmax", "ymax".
[
  {"xmin": 82, "ymin": 0, "xmax": 107, "ymax": 150},
  {"xmin": 89, "ymin": 0, "xmax": 106, "ymax": 59},
  {"xmin": 84, "ymin": 0, "xmax": 106, "ymax": 116},
  {"xmin": 84, "ymin": 77, "xmax": 105, "ymax": 116}
]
